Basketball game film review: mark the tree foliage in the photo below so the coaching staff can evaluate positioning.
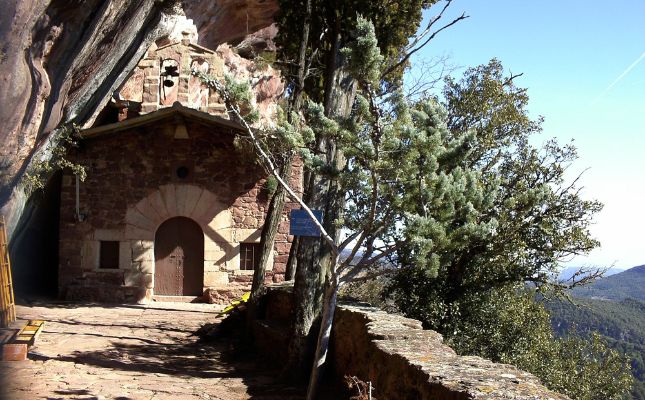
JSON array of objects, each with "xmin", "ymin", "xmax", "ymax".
[
  {"xmin": 441, "ymin": 286, "xmax": 633, "ymax": 400},
  {"xmin": 271, "ymin": 1, "xmax": 467, "ymax": 384},
  {"xmin": 279, "ymin": 16, "xmax": 625, "ymax": 399},
  {"xmin": 388, "ymin": 60, "xmax": 604, "ymax": 331},
  {"xmin": 220, "ymin": 5, "xmax": 630, "ymax": 398},
  {"xmin": 443, "ymin": 61, "xmax": 602, "ymax": 287},
  {"xmin": 547, "ymin": 296, "xmax": 645, "ymax": 399},
  {"xmin": 22, "ymin": 123, "xmax": 86, "ymax": 195},
  {"xmin": 275, "ymin": 0, "xmax": 434, "ymax": 97},
  {"xmin": 324, "ymin": 16, "xmax": 494, "ymax": 282},
  {"xmin": 377, "ymin": 58, "xmax": 632, "ymax": 398}
]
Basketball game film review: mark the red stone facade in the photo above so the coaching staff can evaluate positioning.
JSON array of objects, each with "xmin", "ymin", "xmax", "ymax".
[
  {"xmin": 57, "ymin": 37, "xmax": 295, "ymax": 304},
  {"xmin": 59, "ymin": 113, "xmax": 301, "ymax": 303}
]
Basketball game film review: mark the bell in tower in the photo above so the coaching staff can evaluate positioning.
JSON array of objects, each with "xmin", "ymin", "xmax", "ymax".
[{"xmin": 160, "ymin": 59, "xmax": 180, "ymax": 106}]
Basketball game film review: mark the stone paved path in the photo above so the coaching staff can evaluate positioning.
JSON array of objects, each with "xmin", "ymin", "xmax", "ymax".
[{"xmin": 0, "ymin": 301, "xmax": 305, "ymax": 400}]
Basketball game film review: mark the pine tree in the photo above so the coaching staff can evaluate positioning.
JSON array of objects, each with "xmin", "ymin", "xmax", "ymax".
[{"xmin": 199, "ymin": 9, "xmax": 630, "ymax": 400}]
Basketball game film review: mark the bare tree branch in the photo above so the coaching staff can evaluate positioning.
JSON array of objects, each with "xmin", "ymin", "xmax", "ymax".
[
  {"xmin": 344, "ymin": 268, "xmax": 394, "ymax": 284},
  {"xmin": 405, "ymin": 0, "xmax": 453, "ymax": 52},
  {"xmin": 381, "ymin": 1, "xmax": 469, "ymax": 80},
  {"xmin": 192, "ymin": 70, "xmax": 339, "ymax": 257},
  {"xmin": 339, "ymin": 244, "xmax": 401, "ymax": 285},
  {"xmin": 404, "ymin": 55, "xmax": 458, "ymax": 100},
  {"xmin": 503, "ymin": 72, "xmax": 524, "ymax": 86}
]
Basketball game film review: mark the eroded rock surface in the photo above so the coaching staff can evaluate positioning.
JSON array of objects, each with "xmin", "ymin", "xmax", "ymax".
[
  {"xmin": 1, "ymin": 0, "xmax": 170, "ymax": 235},
  {"xmin": 215, "ymin": 43, "xmax": 284, "ymax": 127},
  {"xmin": 184, "ymin": 0, "xmax": 279, "ymax": 49}
]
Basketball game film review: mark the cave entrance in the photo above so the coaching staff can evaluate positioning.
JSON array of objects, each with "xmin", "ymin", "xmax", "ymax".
[{"xmin": 9, "ymin": 171, "xmax": 62, "ymax": 299}]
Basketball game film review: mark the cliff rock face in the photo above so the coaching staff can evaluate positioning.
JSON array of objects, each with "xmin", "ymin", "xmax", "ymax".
[
  {"xmin": 183, "ymin": 0, "xmax": 279, "ymax": 48},
  {"xmin": 215, "ymin": 43, "xmax": 284, "ymax": 128},
  {"xmin": 0, "ymin": 0, "xmax": 278, "ymax": 237}
]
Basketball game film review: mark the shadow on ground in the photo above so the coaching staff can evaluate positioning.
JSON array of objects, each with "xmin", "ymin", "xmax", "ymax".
[
  {"xmin": 11, "ymin": 299, "xmax": 345, "ymax": 399},
  {"xmin": 16, "ymin": 297, "xmax": 214, "ymax": 314},
  {"xmin": 30, "ymin": 331, "xmax": 308, "ymax": 399}
]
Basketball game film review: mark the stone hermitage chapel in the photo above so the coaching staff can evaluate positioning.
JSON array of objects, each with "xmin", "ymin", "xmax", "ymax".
[{"xmin": 58, "ymin": 36, "xmax": 301, "ymax": 303}]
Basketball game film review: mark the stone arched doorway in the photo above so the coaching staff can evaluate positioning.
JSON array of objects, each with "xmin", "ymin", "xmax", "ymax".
[{"xmin": 154, "ymin": 217, "xmax": 204, "ymax": 296}]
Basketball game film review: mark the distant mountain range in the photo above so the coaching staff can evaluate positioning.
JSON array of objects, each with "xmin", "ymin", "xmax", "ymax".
[
  {"xmin": 569, "ymin": 265, "xmax": 645, "ymax": 302},
  {"xmin": 558, "ymin": 266, "xmax": 625, "ymax": 281}
]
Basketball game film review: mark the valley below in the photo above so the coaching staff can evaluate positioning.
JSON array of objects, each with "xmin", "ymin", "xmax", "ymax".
[{"xmin": 548, "ymin": 265, "xmax": 645, "ymax": 399}]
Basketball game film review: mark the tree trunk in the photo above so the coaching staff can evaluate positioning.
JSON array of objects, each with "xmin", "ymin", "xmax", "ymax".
[
  {"xmin": 285, "ymin": 0, "xmax": 357, "ymax": 384},
  {"xmin": 300, "ymin": 65, "xmax": 355, "ymax": 395},
  {"xmin": 285, "ymin": 236, "xmax": 299, "ymax": 281},
  {"xmin": 306, "ymin": 269, "xmax": 339, "ymax": 400},
  {"xmin": 284, "ymin": 148, "xmax": 334, "ymax": 374},
  {"xmin": 281, "ymin": 0, "xmax": 310, "ymax": 284},
  {"xmin": 286, "ymin": 51, "xmax": 356, "ymax": 382},
  {"xmin": 247, "ymin": 162, "xmax": 291, "ymax": 326},
  {"xmin": 248, "ymin": 0, "xmax": 310, "ymax": 326},
  {"xmin": 291, "ymin": 0, "xmax": 311, "ymax": 111}
]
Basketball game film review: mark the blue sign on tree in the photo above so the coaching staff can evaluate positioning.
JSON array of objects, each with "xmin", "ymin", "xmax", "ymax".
[{"xmin": 289, "ymin": 209, "xmax": 323, "ymax": 237}]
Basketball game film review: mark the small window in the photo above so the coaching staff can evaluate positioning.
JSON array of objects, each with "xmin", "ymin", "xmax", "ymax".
[
  {"xmin": 240, "ymin": 243, "xmax": 261, "ymax": 271},
  {"xmin": 99, "ymin": 241, "xmax": 120, "ymax": 269},
  {"xmin": 176, "ymin": 166, "xmax": 189, "ymax": 179}
]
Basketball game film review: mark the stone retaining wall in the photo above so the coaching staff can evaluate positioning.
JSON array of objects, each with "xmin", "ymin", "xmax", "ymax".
[
  {"xmin": 331, "ymin": 304, "xmax": 570, "ymax": 400},
  {"xmin": 253, "ymin": 287, "xmax": 570, "ymax": 399}
]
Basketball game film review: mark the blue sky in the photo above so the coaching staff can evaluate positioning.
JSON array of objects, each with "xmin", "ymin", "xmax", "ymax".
[{"xmin": 411, "ymin": 0, "xmax": 645, "ymax": 268}]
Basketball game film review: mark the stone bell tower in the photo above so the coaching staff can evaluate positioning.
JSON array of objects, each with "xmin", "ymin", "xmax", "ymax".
[{"xmin": 115, "ymin": 32, "xmax": 227, "ymax": 120}]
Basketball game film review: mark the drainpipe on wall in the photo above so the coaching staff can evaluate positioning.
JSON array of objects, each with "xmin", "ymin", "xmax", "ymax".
[{"xmin": 75, "ymin": 175, "xmax": 82, "ymax": 222}]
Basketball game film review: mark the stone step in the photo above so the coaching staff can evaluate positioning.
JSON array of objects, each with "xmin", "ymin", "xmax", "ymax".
[
  {"xmin": 152, "ymin": 295, "xmax": 203, "ymax": 303},
  {"xmin": 1, "ymin": 343, "xmax": 27, "ymax": 361}
]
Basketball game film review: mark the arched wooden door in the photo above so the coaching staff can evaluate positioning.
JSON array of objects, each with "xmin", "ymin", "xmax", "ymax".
[{"xmin": 154, "ymin": 217, "xmax": 204, "ymax": 296}]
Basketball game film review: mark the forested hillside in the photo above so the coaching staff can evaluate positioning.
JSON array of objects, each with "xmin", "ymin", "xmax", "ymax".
[{"xmin": 546, "ymin": 269, "xmax": 645, "ymax": 399}]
